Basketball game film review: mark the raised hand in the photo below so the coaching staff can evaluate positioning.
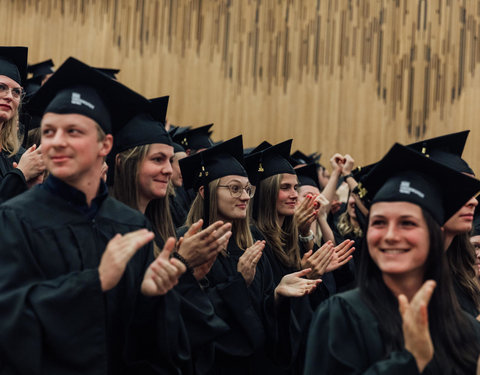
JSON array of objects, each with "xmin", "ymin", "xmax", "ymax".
[
  {"xmin": 15, "ymin": 144, "xmax": 45, "ymax": 183},
  {"xmin": 177, "ymin": 220, "xmax": 232, "ymax": 267},
  {"xmin": 325, "ymin": 239, "xmax": 355, "ymax": 273},
  {"xmin": 274, "ymin": 268, "xmax": 322, "ymax": 301},
  {"xmin": 330, "ymin": 153, "xmax": 345, "ymax": 174},
  {"xmin": 295, "ymin": 195, "xmax": 317, "ymax": 236},
  {"xmin": 398, "ymin": 280, "xmax": 436, "ymax": 372},
  {"xmin": 237, "ymin": 240, "xmax": 265, "ymax": 286},
  {"xmin": 141, "ymin": 237, "xmax": 186, "ymax": 296},
  {"xmin": 99, "ymin": 229, "xmax": 155, "ymax": 292},
  {"xmin": 314, "ymin": 193, "xmax": 330, "ymax": 219},
  {"xmin": 300, "ymin": 241, "xmax": 334, "ymax": 279}
]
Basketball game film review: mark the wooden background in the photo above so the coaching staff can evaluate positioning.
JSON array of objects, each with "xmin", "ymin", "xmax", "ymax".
[{"xmin": 2, "ymin": 0, "xmax": 480, "ymax": 171}]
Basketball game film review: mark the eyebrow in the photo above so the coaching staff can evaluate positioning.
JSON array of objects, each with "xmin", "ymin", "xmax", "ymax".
[{"xmin": 223, "ymin": 179, "xmax": 245, "ymax": 184}]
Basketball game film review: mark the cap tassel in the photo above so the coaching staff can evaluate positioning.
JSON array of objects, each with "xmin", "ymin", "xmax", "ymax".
[
  {"xmin": 421, "ymin": 145, "xmax": 430, "ymax": 158},
  {"xmin": 258, "ymin": 162, "xmax": 264, "ymax": 173}
]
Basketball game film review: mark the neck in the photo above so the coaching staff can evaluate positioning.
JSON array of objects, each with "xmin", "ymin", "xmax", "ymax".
[
  {"xmin": 58, "ymin": 163, "xmax": 103, "ymax": 206},
  {"xmin": 138, "ymin": 196, "xmax": 150, "ymax": 214},
  {"xmin": 444, "ymin": 231, "xmax": 455, "ymax": 250},
  {"xmin": 277, "ymin": 214, "xmax": 285, "ymax": 227},
  {"xmin": 382, "ymin": 272, "xmax": 424, "ymax": 301}
]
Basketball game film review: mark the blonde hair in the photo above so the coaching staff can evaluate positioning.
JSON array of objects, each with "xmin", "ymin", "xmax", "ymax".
[
  {"xmin": 186, "ymin": 178, "xmax": 254, "ymax": 251},
  {"xmin": 1, "ymin": 105, "xmax": 20, "ymax": 157},
  {"xmin": 337, "ymin": 210, "xmax": 363, "ymax": 237},
  {"xmin": 113, "ymin": 144, "xmax": 176, "ymax": 256},
  {"xmin": 252, "ymin": 174, "xmax": 301, "ymax": 269}
]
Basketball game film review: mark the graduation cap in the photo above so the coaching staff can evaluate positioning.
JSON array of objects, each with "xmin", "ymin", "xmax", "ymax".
[
  {"xmin": 407, "ymin": 131, "xmax": 473, "ymax": 174},
  {"xmin": 179, "ymin": 135, "xmax": 247, "ymax": 191},
  {"xmin": 26, "ymin": 57, "xmax": 149, "ymax": 134},
  {"xmin": 295, "ymin": 163, "xmax": 320, "ymax": 190},
  {"xmin": 172, "ymin": 124, "xmax": 214, "ymax": 151},
  {"xmin": 114, "ymin": 107, "xmax": 172, "ymax": 154},
  {"xmin": 0, "ymin": 46, "xmax": 28, "ymax": 84},
  {"xmin": 149, "ymin": 96, "xmax": 169, "ymax": 124},
  {"xmin": 168, "ymin": 126, "xmax": 187, "ymax": 153},
  {"xmin": 27, "ymin": 59, "xmax": 54, "ymax": 78},
  {"xmin": 250, "ymin": 141, "xmax": 272, "ymax": 154},
  {"xmin": 93, "ymin": 67, "xmax": 120, "ymax": 80},
  {"xmin": 24, "ymin": 75, "xmax": 43, "ymax": 99},
  {"xmin": 290, "ymin": 150, "xmax": 314, "ymax": 167},
  {"xmin": 362, "ymin": 143, "xmax": 480, "ymax": 225},
  {"xmin": 244, "ymin": 139, "xmax": 295, "ymax": 186}
]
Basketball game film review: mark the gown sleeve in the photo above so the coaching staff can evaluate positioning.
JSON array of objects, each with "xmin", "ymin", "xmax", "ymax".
[{"xmin": 304, "ymin": 293, "xmax": 421, "ymax": 375}]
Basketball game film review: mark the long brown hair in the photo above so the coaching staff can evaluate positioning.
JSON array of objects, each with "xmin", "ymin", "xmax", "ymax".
[
  {"xmin": 252, "ymin": 174, "xmax": 301, "ymax": 269},
  {"xmin": 113, "ymin": 144, "xmax": 176, "ymax": 254},
  {"xmin": 186, "ymin": 177, "xmax": 253, "ymax": 251},
  {"xmin": 1, "ymin": 105, "xmax": 21, "ymax": 156}
]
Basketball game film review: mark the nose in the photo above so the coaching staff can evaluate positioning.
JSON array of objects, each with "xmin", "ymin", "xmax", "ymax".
[
  {"xmin": 468, "ymin": 197, "xmax": 479, "ymax": 208},
  {"xmin": 162, "ymin": 160, "xmax": 173, "ymax": 176},
  {"xmin": 239, "ymin": 188, "xmax": 250, "ymax": 201},
  {"xmin": 384, "ymin": 222, "xmax": 400, "ymax": 243},
  {"xmin": 51, "ymin": 129, "xmax": 67, "ymax": 147},
  {"xmin": 290, "ymin": 187, "xmax": 298, "ymax": 199}
]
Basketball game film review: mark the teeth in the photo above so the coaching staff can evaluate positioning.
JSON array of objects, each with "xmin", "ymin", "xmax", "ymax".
[{"xmin": 381, "ymin": 249, "xmax": 407, "ymax": 254}]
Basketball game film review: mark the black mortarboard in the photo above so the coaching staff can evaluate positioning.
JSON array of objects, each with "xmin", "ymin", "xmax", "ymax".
[
  {"xmin": 290, "ymin": 150, "xmax": 313, "ymax": 167},
  {"xmin": 250, "ymin": 141, "xmax": 272, "ymax": 154},
  {"xmin": 24, "ymin": 76, "xmax": 43, "ymax": 99},
  {"xmin": 363, "ymin": 143, "xmax": 480, "ymax": 225},
  {"xmin": 172, "ymin": 124, "xmax": 214, "ymax": 151},
  {"xmin": 244, "ymin": 139, "xmax": 295, "ymax": 185},
  {"xmin": 180, "ymin": 135, "xmax": 247, "ymax": 191},
  {"xmin": 27, "ymin": 57, "xmax": 149, "ymax": 134},
  {"xmin": 351, "ymin": 162, "xmax": 376, "ymax": 183},
  {"xmin": 27, "ymin": 59, "xmax": 54, "ymax": 78},
  {"xmin": 168, "ymin": 126, "xmax": 187, "ymax": 153},
  {"xmin": 149, "ymin": 96, "xmax": 169, "ymax": 124},
  {"xmin": 0, "ymin": 46, "xmax": 28, "ymax": 84},
  {"xmin": 93, "ymin": 67, "xmax": 120, "ymax": 80},
  {"xmin": 407, "ymin": 131, "xmax": 473, "ymax": 174},
  {"xmin": 296, "ymin": 163, "xmax": 320, "ymax": 190}
]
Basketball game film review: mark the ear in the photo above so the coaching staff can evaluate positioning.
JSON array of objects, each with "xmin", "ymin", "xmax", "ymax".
[
  {"xmin": 99, "ymin": 134, "xmax": 113, "ymax": 157},
  {"xmin": 115, "ymin": 153, "xmax": 121, "ymax": 167},
  {"xmin": 198, "ymin": 185, "xmax": 205, "ymax": 199}
]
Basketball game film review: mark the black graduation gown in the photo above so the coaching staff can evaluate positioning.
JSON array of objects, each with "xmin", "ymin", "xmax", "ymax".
[
  {"xmin": 452, "ymin": 278, "xmax": 480, "ymax": 317},
  {"xmin": 0, "ymin": 186, "xmax": 190, "ymax": 374},
  {"xmin": 304, "ymin": 288, "xmax": 463, "ymax": 375},
  {"xmin": 249, "ymin": 226, "xmax": 330, "ymax": 375},
  {"xmin": 169, "ymin": 187, "xmax": 189, "ymax": 228},
  {"xmin": 0, "ymin": 148, "xmax": 28, "ymax": 203}
]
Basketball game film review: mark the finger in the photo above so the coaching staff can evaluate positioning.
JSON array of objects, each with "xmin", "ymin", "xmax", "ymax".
[
  {"xmin": 198, "ymin": 221, "xmax": 226, "ymax": 240},
  {"xmin": 158, "ymin": 237, "xmax": 177, "ymax": 260},
  {"xmin": 301, "ymin": 250, "xmax": 313, "ymax": 261},
  {"xmin": 337, "ymin": 247, "xmax": 355, "ymax": 263},
  {"xmin": 185, "ymin": 219, "xmax": 204, "ymax": 237},
  {"xmin": 334, "ymin": 239, "xmax": 353, "ymax": 254},
  {"xmin": 413, "ymin": 280, "xmax": 437, "ymax": 308},
  {"xmin": 170, "ymin": 258, "xmax": 187, "ymax": 274},
  {"xmin": 293, "ymin": 268, "xmax": 312, "ymax": 278},
  {"xmin": 12, "ymin": 161, "xmax": 17, "ymax": 168},
  {"xmin": 115, "ymin": 229, "xmax": 154, "ymax": 258}
]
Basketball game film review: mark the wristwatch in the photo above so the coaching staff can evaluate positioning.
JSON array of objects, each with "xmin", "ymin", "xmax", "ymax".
[{"xmin": 299, "ymin": 230, "xmax": 314, "ymax": 242}]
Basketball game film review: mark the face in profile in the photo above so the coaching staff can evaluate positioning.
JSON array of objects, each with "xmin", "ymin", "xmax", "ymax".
[
  {"xmin": 443, "ymin": 196, "xmax": 478, "ymax": 235},
  {"xmin": 470, "ymin": 235, "xmax": 480, "ymax": 277},
  {"xmin": 137, "ymin": 143, "xmax": 174, "ymax": 202},
  {"xmin": 171, "ymin": 151, "xmax": 187, "ymax": 187},
  {"xmin": 367, "ymin": 201, "xmax": 430, "ymax": 279},
  {"xmin": 216, "ymin": 175, "xmax": 252, "ymax": 221}
]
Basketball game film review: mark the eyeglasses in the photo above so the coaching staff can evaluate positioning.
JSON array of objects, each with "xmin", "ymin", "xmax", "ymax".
[
  {"xmin": 0, "ymin": 83, "xmax": 25, "ymax": 100},
  {"xmin": 218, "ymin": 183, "xmax": 255, "ymax": 198}
]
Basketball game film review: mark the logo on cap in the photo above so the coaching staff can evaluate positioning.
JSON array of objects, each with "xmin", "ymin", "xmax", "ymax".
[
  {"xmin": 399, "ymin": 181, "xmax": 425, "ymax": 198},
  {"xmin": 71, "ymin": 93, "xmax": 95, "ymax": 110}
]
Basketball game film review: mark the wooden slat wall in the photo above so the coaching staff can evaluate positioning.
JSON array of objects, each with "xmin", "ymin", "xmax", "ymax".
[{"xmin": 2, "ymin": 0, "xmax": 480, "ymax": 171}]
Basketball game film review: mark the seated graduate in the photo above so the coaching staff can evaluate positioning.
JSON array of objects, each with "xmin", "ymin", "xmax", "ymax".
[
  {"xmin": 0, "ymin": 46, "xmax": 45, "ymax": 201},
  {"xmin": 0, "ymin": 57, "xmax": 188, "ymax": 374},
  {"xmin": 304, "ymin": 143, "xmax": 480, "ymax": 374},
  {"xmin": 178, "ymin": 136, "xmax": 321, "ymax": 374},
  {"xmin": 408, "ymin": 131, "xmax": 480, "ymax": 317},
  {"xmin": 112, "ymin": 96, "xmax": 237, "ymax": 374}
]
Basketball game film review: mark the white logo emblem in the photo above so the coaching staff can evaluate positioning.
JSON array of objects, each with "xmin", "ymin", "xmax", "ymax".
[
  {"xmin": 71, "ymin": 93, "xmax": 95, "ymax": 110},
  {"xmin": 399, "ymin": 181, "xmax": 425, "ymax": 198}
]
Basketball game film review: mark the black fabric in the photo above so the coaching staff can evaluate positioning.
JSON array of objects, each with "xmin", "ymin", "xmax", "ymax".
[
  {"xmin": 0, "ymin": 148, "xmax": 28, "ymax": 203},
  {"xmin": 304, "ymin": 289, "xmax": 446, "ymax": 374},
  {"xmin": 0, "ymin": 46, "xmax": 28, "ymax": 84},
  {"xmin": 169, "ymin": 187, "xmax": 190, "ymax": 228},
  {"xmin": 452, "ymin": 277, "xmax": 480, "ymax": 317},
  {"xmin": 28, "ymin": 59, "xmax": 54, "ymax": 77},
  {"xmin": 0, "ymin": 187, "xmax": 191, "ymax": 374}
]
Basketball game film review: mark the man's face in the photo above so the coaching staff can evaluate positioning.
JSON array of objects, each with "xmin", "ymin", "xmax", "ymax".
[{"xmin": 41, "ymin": 113, "xmax": 112, "ymax": 186}]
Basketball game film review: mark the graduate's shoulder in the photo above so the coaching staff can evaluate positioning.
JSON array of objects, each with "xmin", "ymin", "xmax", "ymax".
[{"xmin": 99, "ymin": 196, "xmax": 150, "ymax": 228}]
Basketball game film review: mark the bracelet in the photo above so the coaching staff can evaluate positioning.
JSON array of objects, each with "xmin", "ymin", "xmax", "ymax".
[
  {"xmin": 343, "ymin": 173, "xmax": 354, "ymax": 180},
  {"xmin": 299, "ymin": 230, "xmax": 314, "ymax": 242},
  {"xmin": 172, "ymin": 252, "xmax": 193, "ymax": 274}
]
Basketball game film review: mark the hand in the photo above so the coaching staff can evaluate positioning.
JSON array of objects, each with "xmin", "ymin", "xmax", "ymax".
[
  {"xmin": 15, "ymin": 144, "xmax": 45, "ymax": 182},
  {"xmin": 177, "ymin": 220, "xmax": 232, "ymax": 267},
  {"xmin": 324, "ymin": 239, "xmax": 355, "ymax": 273},
  {"xmin": 314, "ymin": 193, "xmax": 330, "ymax": 219},
  {"xmin": 141, "ymin": 237, "xmax": 186, "ymax": 296},
  {"xmin": 398, "ymin": 280, "xmax": 436, "ymax": 372},
  {"xmin": 295, "ymin": 195, "xmax": 317, "ymax": 236},
  {"xmin": 237, "ymin": 240, "xmax": 265, "ymax": 286},
  {"xmin": 193, "ymin": 255, "xmax": 218, "ymax": 281},
  {"xmin": 301, "ymin": 241, "xmax": 334, "ymax": 279},
  {"xmin": 274, "ymin": 268, "xmax": 321, "ymax": 301},
  {"xmin": 99, "ymin": 229, "xmax": 155, "ymax": 292},
  {"xmin": 341, "ymin": 154, "xmax": 355, "ymax": 175},
  {"xmin": 329, "ymin": 153, "xmax": 345, "ymax": 174}
]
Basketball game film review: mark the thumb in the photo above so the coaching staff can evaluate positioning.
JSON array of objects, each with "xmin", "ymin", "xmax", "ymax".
[
  {"xmin": 159, "ymin": 237, "xmax": 176, "ymax": 260},
  {"xmin": 398, "ymin": 294, "xmax": 408, "ymax": 316},
  {"xmin": 302, "ymin": 250, "xmax": 313, "ymax": 261},
  {"xmin": 12, "ymin": 161, "xmax": 18, "ymax": 168},
  {"xmin": 292, "ymin": 268, "xmax": 311, "ymax": 278}
]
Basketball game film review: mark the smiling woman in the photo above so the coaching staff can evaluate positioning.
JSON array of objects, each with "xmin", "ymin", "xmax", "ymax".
[
  {"xmin": 304, "ymin": 143, "xmax": 480, "ymax": 374},
  {"xmin": 0, "ymin": 46, "xmax": 45, "ymax": 202}
]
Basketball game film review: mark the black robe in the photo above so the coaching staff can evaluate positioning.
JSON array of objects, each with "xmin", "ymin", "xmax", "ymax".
[
  {"xmin": 0, "ymin": 185, "xmax": 191, "ymax": 374},
  {"xmin": 0, "ymin": 148, "xmax": 28, "ymax": 203},
  {"xmin": 304, "ymin": 288, "xmax": 479, "ymax": 374}
]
